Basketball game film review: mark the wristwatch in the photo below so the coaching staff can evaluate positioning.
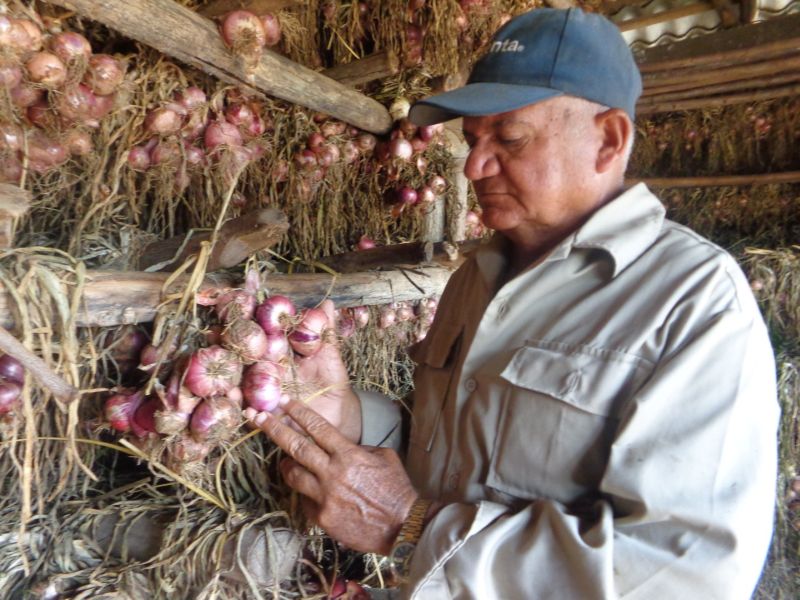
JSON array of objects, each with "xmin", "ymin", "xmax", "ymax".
[{"xmin": 389, "ymin": 498, "xmax": 432, "ymax": 581}]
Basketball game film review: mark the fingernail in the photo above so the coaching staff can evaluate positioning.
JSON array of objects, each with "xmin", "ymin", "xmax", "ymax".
[{"xmin": 254, "ymin": 411, "xmax": 268, "ymax": 426}]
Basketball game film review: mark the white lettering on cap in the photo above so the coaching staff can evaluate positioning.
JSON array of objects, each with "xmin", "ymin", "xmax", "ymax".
[{"xmin": 490, "ymin": 39, "xmax": 525, "ymax": 53}]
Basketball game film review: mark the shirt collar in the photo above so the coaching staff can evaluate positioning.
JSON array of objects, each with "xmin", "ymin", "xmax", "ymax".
[
  {"xmin": 572, "ymin": 183, "xmax": 665, "ymax": 277},
  {"xmin": 475, "ymin": 183, "xmax": 665, "ymax": 284}
]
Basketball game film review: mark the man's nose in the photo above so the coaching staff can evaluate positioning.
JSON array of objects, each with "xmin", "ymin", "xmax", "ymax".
[{"xmin": 463, "ymin": 144, "xmax": 499, "ymax": 181}]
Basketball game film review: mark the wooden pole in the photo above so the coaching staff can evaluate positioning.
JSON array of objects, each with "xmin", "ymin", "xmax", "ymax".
[
  {"xmin": 322, "ymin": 51, "xmax": 399, "ymax": 87},
  {"xmin": 0, "ymin": 267, "xmax": 456, "ymax": 329},
  {"xmin": 637, "ymin": 82, "xmax": 800, "ymax": 115},
  {"xmin": 319, "ymin": 239, "xmax": 480, "ymax": 273},
  {"xmin": 641, "ymin": 54, "xmax": 800, "ymax": 94},
  {"xmin": 199, "ymin": 0, "xmax": 300, "ymax": 19},
  {"xmin": 44, "ymin": 0, "xmax": 392, "ymax": 134},
  {"xmin": 626, "ymin": 171, "xmax": 800, "ymax": 188},
  {"xmin": 638, "ymin": 36, "xmax": 800, "ymax": 74},
  {"xmin": 640, "ymin": 71, "xmax": 800, "ymax": 104}
]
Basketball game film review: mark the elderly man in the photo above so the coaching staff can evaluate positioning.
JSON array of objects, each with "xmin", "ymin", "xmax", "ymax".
[{"xmin": 246, "ymin": 8, "xmax": 779, "ymax": 599}]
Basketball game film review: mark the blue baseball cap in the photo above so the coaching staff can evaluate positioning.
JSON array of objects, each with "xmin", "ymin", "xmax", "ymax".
[{"xmin": 408, "ymin": 8, "xmax": 642, "ymax": 125}]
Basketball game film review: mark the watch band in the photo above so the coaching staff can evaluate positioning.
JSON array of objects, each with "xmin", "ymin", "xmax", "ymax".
[{"xmin": 395, "ymin": 497, "xmax": 432, "ymax": 545}]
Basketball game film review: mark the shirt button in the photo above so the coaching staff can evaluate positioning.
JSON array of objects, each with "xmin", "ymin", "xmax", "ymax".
[
  {"xmin": 497, "ymin": 303, "xmax": 508, "ymax": 318},
  {"xmin": 447, "ymin": 471, "xmax": 460, "ymax": 490},
  {"xmin": 464, "ymin": 378, "xmax": 477, "ymax": 392}
]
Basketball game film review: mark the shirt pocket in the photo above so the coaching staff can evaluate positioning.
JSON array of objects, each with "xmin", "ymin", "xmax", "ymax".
[{"xmin": 486, "ymin": 342, "xmax": 650, "ymax": 503}]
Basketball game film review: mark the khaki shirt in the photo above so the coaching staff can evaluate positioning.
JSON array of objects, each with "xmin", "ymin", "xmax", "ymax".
[{"xmin": 363, "ymin": 184, "xmax": 779, "ymax": 599}]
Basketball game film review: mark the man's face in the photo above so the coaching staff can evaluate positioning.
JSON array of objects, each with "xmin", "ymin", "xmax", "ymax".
[{"xmin": 462, "ymin": 97, "xmax": 604, "ymax": 246}]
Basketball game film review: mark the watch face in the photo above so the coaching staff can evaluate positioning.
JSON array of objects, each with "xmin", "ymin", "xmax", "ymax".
[{"xmin": 390, "ymin": 541, "xmax": 417, "ymax": 578}]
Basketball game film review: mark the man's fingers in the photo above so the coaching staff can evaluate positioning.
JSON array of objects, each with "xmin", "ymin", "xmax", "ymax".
[
  {"xmin": 281, "ymin": 399, "xmax": 353, "ymax": 455},
  {"xmin": 280, "ymin": 457, "xmax": 323, "ymax": 503},
  {"xmin": 245, "ymin": 407, "xmax": 330, "ymax": 473}
]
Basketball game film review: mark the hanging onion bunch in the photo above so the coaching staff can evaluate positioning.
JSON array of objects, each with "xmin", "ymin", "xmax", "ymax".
[{"xmin": 218, "ymin": 10, "xmax": 281, "ymax": 75}]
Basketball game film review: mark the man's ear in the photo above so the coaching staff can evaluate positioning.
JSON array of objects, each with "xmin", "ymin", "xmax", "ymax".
[{"xmin": 594, "ymin": 108, "xmax": 632, "ymax": 174}]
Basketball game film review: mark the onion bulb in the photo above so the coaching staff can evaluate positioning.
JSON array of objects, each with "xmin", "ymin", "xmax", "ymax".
[
  {"xmin": 222, "ymin": 319, "xmax": 268, "ymax": 364},
  {"xmin": 190, "ymin": 396, "xmax": 240, "ymax": 442},
  {"xmin": 220, "ymin": 10, "xmax": 266, "ymax": 69},
  {"xmin": 144, "ymin": 106, "xmax": 183, "ymax": 135},
  {"xmin": 104, "ymin": 389, "xmax": 145, "ymax": 433},
  {"xmin": 0, "ymin": 354, "xmax": 25, "ymax": 384},
  {"xmin": 259, "ymin": 13, "xmax": 282, "ymax": 46},
  {"xmin": 242, "ymin": 360, "xmax": 283, "ymax": 412},
  {"xmin": 183, "ymin": 345, "xmax": 242, "ymax": 398},
  {"xmin": 26, "ymin": 51, "xmax": 67, "ymax": 87},
  {"xmin": 204, "ymin": 120, "xmax": 243, "ymax": 152},
  {"xmin": 131, "ymin": 397, "xmax": 159, "ymax": 438},
  {"xmin": 215, "ymin": 289, "xmax": 257, "ymax": 323},
  {"xmin": 0, "ymin": 380, "xmax": 21, "ymax": 415},
  {"xmin": 49, "ymin": 31, "xmax": 92, "ymax": 63},
  {"xmin": 255, "ymin": 295, "xmax": 297, "ymax": 335},
  {"xmin": 84, "ymin": 54, "xmax": 125, "ymax": 95},
  {"xmin": 289, "ymin": 307, "xmax": 329, "ymax": 356}
]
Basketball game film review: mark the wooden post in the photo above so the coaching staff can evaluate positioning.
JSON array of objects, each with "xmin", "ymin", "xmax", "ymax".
[
  {"xmin": 616, "ymin": 2, "xmax": 714, "ymax": 32},
  {"xmin": 420, "ymin": 194, "xmax": 446, "ymax": 244},
  {"xmin": 0, "ymin": 184, "xmax": 31, "ymax": 249},
  {"xmin": 44, "ymin": 0, "xmax": 392, "ymax": 134},
  {"xmin": 199, "ymin": 0, "xmax": 300, "ymax": 19},
  {"xmin": 443, "ymin": 120, "xmax": 470, "ymax": 242}
]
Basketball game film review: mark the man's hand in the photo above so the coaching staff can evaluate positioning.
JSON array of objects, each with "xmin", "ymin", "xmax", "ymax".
[
  {"xmin": 245, "ymin": 400, "xmax": 418, "ymax": 556},
  {"xmin": 286, "ymin": 300, "xmax": 362, "ymax": 442}
]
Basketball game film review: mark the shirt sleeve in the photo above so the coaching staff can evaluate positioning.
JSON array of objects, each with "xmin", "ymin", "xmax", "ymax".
[
  {"xmin": 402, "ymin": 297, "xmax": 780, "ymax": 599},
  {"xmin": 357, "ymin": 389, "xmax": 403, "ymax": 450}
]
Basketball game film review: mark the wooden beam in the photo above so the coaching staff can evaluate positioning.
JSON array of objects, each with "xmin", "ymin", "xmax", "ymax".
[
  {"xmin": 199, "ymin": 0, "xmax": 300, "ymax": 19},
  {"xmin": 637, "ymin": 82, "xmax": 800, "ymax": 114},
  {"xmin": 641, "ymin": 54, "xmax": 800, "ymax": 96},
  {"xmin": 0, "ymin": 266, "xmax": 456, "ymax": 328},
  {"xmin": 635, "ymin": 12, "xmax": 800, "ymax": 65},
  {"xmin": 626, "ymin": 171, "xmax": 800, "ymax": 188},
  {"xmin": 639, "ymin": 71, "xmax": 800, "ymax": 104},
  {"xmin": 44, "ymin": 0, "xmax": 392, "ymax": 134},
  {"xmin": 617, "ymin": 2, "xmax": 714, "ymax": 32},
  {"xmin": 322, "ymin": 51, "xmax": 399, "ymax": 87},
  {"xmin": 638, "ymin": 36, "xmax": 800, "ymax": 74}
]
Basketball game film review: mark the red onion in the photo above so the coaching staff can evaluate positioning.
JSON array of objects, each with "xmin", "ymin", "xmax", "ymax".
[
  {"xmin": 155, "ymin": 378, "xmax": 201, "ymax": 435},
  {"xmin": 65, "ymin": 129, "xmax": 93, "ymax": 156},
  {"xmin": 0, "ymin": 123, "xmax": 23, "ymax": 152},
  {"xmin": 189, "ymin": 397, "xmax": 240, "ymax": 442},
  {"xmin": 150, "ymin": 140, "xmax": 181, "ymax": 167},
  {"xmin": 352, "ymin": 305, "xmax": 370, "ymax": 328},
  {"xmin": 127, "ymin": 146, "xmax": 151, "ymax": 171},
  {"xmin": 144, "ymin": 106, "xmax": 183, "ymax": 135},
  {"xmin": 307, "ymin": 132, "xmax": 326, "ymax": 151},
  {"xmin": 242, "ymin": 360, "xmax": 283, "ymax": 412},
  {"xmin": 0, "ymin": 156, "xmax": 22, "ymax": 184},
  {"xmin": 320, "ymin": 120, "xmax": 346, "ymax": 137},
  {"xmin": 410, "ymin": 137, "xmax": 429, "ymax": 154},
  {"xmin": 53, "ymin": 83, "xmax": 96, "ymax": 124},
  {"xmin": 0, "ymin": 381, "xmax": 21, "ymax": 415},
  {"xmin": 169, "ymin": 435, "xmax": 211, "ymax": 463},
  {"xmin": 175, "ymin": 86, "xmax": 207, "ymax": 111},
  {"xmin": 341, "ymin": 140, "xmax": 359, "ymax": 164},
  {"xmin": 428, "ymin": 174, "xmax": 447, "ymax": 195},
  {"xmin": 89, "ymin": 92, "xmax": 115, "ymax": 122},
  {"xmin": 289, "ymin": 307, "xmax": 329, "ymax": 357},
  {"xmin": 204, "ymin": 120, "xmax": 243, "ymax": 152},
  {"xmin": 397, "ymin": 185, "xmax": 418, "ymax": 205},
  {"xmin": 259, "ymin": 13, "xmax": 282, "ymax": 46},
  {"xmin": 263, "ymin": 334, "xmax": 290, "ymax": 362},
  {"xmin": 388, "ymin": 137, "xmax": 413, "ymax": 160},
  {"xmin": 214, "ymin": 289, "xmax": 257, "ymax": 323},
  {"xmin": 396, "ymin": 303, "xmax": 415, "ymax": 322},
  {"xmin": 181, "ymin": 111, "xmax": 207, "ymax": 141},
  {"xmin": 49, "ymin": 31, "xmax": 92, "ymax": 63},
  {"xmin": 245, "ymin": 113, "xmax": 265, "ymax": 138},
  {"xmin": 227, "ymin": 385, "xmax": 244, "ymax": 406},
  {"xmin": 183, "ymin": 143, "xmax": 206, "ymax": 167},
  {"xmin": 14, "ymin": 19, "xmax": 43, "ymax": 53},
  {"xmin": 222, "ymin": 319, "xmax": 268, "ymax": 363},
  {"xmin": 221, "ymin": 10, "xmax": 266, "ymax": 68},
  {"xmin": 418, "ymin": 123, "xmax": 443, "ymax": 142},
  {"xmin": 84, "ymin": 54, "xmax": 124, "ymax": 96},
  {"xmin": 316, "ymin": 143, "xmax": 340, "ymax": 167},
  {"xmin": 0, "ymin": 19, "xmax": 32, "ymax": 55},
  {"xmin": 335, "ymin": 309, "xmax": 356, "ymax": 338},
  {"xmin": 104, "ymin": 389, "xmax": 145, "ymax": 433},
  {"xmin": 9, "ymin": 83, "xmax": 43, "ymax": 108},
  {"xmin": 356, "ymin": 235, "xmax": 376, "ymax": 250},
  {"xmin": 131, "ymin": 397, "xmax": 159, "ymax": 438},
  {"xmin": 398, "ymin": 118, "xmax": 418, "ymax": 139},
  {"xmin": 293, "ymin": 148, "xmax": 318, "ymax": 170},
  {"xmin": 184, "ymin": 345, "xmax": 242, "ymax": 398},
  {"xmin": 255, "ymin": 295, "xmax": 297, "ymax": 335},
  {"xmin": 417, "ymin": 185, "xmax": 435, "ymax": 205},
  {"xmin": 0, "ymin": 354, "xmax": 25, "ymax": 384},
  {"xmin": 379, "ymin": 306, "xmax": 396, "ymax": 329},
  {"xmin": 25, "ymin": 131, "xmax": 68, "ymax": 171},
  {"xmin": 26, "ymin": 52, "xmax": 67, "ymax": 87},
  {"xmin": 0, "ymin": 64, "xmax": 22, "ymax": 88},
  {"xmin": 205, "ymin": 324, "xmax": 224, "ymax": 346},
  {"xmin": 355, "ymin": 133, "xmax": 377, "ymax": 152},
  {"xmin": 225, "ymin": 102, "xmax": 254, "ymax": 128}
]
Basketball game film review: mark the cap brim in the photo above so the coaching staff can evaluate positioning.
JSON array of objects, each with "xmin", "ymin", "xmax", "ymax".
[{"xmin": 408, "ymin": 82, "xmax": 564, "ymax": 126}]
